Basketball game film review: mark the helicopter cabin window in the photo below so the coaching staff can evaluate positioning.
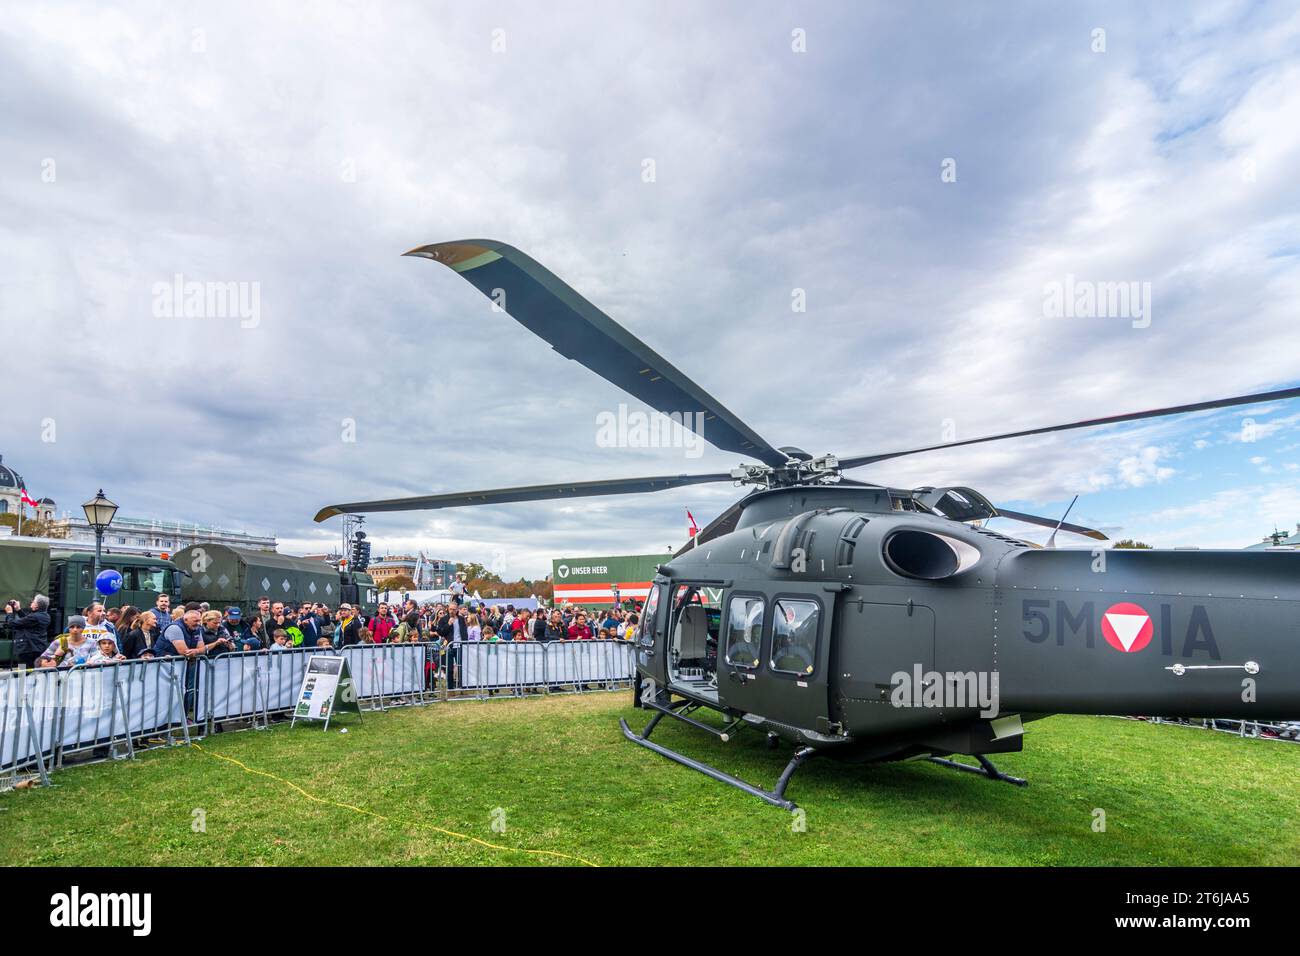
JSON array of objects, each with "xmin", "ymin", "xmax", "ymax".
[
  {"xmin": 667, "ymin": 584, "xmax": 721, "ymax": 691},
  {"xmin": 724, "ymin": 595, "xmax": 764, "ymax": 669},
  {"xmin": 769, "ymin": 599, "xmax": 821, "ymax": 676}
]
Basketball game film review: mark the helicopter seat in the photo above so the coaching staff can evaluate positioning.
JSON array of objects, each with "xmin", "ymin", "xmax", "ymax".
[{"xmin": 676, "ymin": 604, "xmax": 710, "ymax": 665}]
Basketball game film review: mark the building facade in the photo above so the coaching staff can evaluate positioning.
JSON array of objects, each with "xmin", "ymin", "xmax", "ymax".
[
  {"xmin": 0, "ymin": 456, "xmax": 52, "ymax": 521},
  {"xmin": 47, "ymin": 514, "xmax": 277, "ymax": 554},
  {"xmin": 368, "ymin": 554, "xmax": 457, "ymax": 588},
  {"xmin": 367, "ymin": 555, "xmax": 417, "ymax": 587}
]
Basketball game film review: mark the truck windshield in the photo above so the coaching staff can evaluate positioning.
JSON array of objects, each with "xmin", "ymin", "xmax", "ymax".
[{"xmin": 132, "ymin": 567, "xmax": 174, "ymax": 593}]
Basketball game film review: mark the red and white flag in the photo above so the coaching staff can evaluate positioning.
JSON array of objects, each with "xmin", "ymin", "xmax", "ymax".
[
  {"xmin": 686, "ymin": 509, "xmax": 699, "ymax": 538},
  {"xmin": 19, "ymin": 488, "xmax": 40, "ymax": 509}
]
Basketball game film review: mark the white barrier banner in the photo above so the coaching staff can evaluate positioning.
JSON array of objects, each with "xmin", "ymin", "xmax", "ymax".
[
  {"xmin": 0, "ymin": 671, "xmax": 59, "ymax": 773},
  {"xmin": 546, "ymin": 640, "xmax": 635, "ymax": 684},
  {"xmin": 342, "ymin": 644, "xmax": 426, "ymax": 698},
  {"xmin": 458, "ymin": 642, "xmax": 547, "ymax": 688},
  {"xmin": 2, "ymin": 661, "xmax": 188, "ymax": 766},
  {"xmin": 198, "ymin": 649, "xmax": 324, "ymax": 722},
  {"xmin": 456, "ymin": 640, "xmax": 634, "ymax": 689},
  {"xmin": 58, "ymin": 660, "xmax": 187, "ymax": 750}
]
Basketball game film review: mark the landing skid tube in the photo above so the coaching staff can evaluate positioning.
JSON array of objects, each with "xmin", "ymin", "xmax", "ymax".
[
  {"xmin": 927, "ymin": 754, "xmax": 1028, "ymax": 787},
  {"xmin": 619, "ymin": 714, "xmax": 816, "ymax": 811}
]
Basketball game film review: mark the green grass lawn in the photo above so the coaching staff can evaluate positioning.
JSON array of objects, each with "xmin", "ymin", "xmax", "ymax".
[{"xmin": 2, "ymin": 693, "xmax": 1296, "ymax": 866}]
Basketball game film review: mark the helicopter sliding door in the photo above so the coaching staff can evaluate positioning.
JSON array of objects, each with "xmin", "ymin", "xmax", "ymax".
[
  {"xmin": 664, "ymin": 584, "xmax": 723, "ymax": 701},
  {"xmin": 719, "ymin": 586, "xmax": 832, "ymax": 733},
  {"xmin": 636, "ymin": 581, "xmax": 668, "ymax": 685}
]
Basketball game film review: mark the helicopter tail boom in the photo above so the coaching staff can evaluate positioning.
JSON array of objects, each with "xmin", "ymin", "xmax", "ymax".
[{"xmin": 993, "ymin": 548, "xmax": 1300, "ymax": 720}]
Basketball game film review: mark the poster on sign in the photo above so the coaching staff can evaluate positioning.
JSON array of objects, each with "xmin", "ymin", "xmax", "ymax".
[{"xmin": 290, "ymin": 656, "xmax": 363, "ymax": 731}]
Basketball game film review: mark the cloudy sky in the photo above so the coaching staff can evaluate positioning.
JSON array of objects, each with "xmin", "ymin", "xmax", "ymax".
[{"xmin": 2, "ymin": 1, "xmax": 1299, "ymax": 578}]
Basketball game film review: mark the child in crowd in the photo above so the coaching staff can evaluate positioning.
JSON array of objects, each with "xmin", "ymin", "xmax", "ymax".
[
  {"xmin": 271, "ymin": 629, "xmax": 290, "ymax": 649},
  {"xmin": 39, "ymin": 616, "xmax": 97, "ymax": 667},
  {"xmin": 85, "ymin": 635, "xmax": 126, "ymax": 666}
]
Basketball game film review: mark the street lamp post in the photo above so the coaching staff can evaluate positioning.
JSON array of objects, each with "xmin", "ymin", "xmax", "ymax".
[{"xmin": 82, "ymin": 489, "xmax": 119, "ymax": 585}]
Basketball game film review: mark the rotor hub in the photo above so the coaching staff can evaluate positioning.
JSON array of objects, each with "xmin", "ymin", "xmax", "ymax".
[{"xmin": 731, "ymin": 453, "xmax": 842, "ymax": 488}]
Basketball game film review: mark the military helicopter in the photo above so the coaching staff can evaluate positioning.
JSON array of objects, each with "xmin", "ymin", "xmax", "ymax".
[{"xmin": 317, "ymin": 239, "xmax": 1300, "ymax": 810}]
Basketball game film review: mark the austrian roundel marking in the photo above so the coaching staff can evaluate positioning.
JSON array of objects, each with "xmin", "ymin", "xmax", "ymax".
[{"xmin": 1101, "ymin": 602, "xmax": 1153, "ymax": 653}]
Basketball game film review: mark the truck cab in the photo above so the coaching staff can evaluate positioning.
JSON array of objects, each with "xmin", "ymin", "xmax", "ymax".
[{"xmin": 48, "ymin": 550, "xmax": 183, "ymax": 633}]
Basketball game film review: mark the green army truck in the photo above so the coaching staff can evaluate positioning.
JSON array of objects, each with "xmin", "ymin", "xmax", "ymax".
[
  {"xmin": 341, "ymin": 570, "xmax": 378, "ymax": 618},
  {"xmin": 0, "ymin": 539, "xmax": 183, "ymax": 664},
  {"xmin": 49, "ymin": 549, "xmax": 183, "ymax": 628},
  {"xmin": 0, "ymin": 539, "xmax": 50, "ymax": 664},
  {"xmin": 174, "ymin": 544, "xmax": 376, "ymax": 618}
]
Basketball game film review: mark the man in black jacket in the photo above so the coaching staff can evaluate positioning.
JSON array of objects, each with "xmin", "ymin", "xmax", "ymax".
[
  {"xmin": 436, "ymin": 608, "xmax": 467, "ymax": 688},
  {"xmin": 436, "ymin": 607, "xmax": 467, "ymax": 643},
  {"xmin": 296, "ymin": 606, "xmax": 322, "ymax": 646},
  {"xmin": 542, "ymin": 610, "xmax": 566, "ymax": 642},
  {"xmin": 336, "ymin": 604, "xmax": 363, "ymax": 646},
  {"xmin": 5, "ymin": 595, "xmax": 51, "ymax": 669}
]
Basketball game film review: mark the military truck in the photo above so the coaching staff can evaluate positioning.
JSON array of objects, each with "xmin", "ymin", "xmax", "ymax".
[
  {"xmin": 0, "ymin": 538, "xmax": 183, "ymax": 664},
  {"xmin": 174, "ymin": 544, "xmax": 377, "ymax": 619},
  {"xmin": 0, "ymin": 539, "xmax": 49, "ymax": 664},
  {"xmin": 341, "ymin": 570, "xmax": 378, "ymax": 618}
]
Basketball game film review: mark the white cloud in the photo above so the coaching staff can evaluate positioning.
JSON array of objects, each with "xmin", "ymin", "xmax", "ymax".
[{"xmin": 2, "ymin": 2, "xmax": 1299, "ymax": 576}]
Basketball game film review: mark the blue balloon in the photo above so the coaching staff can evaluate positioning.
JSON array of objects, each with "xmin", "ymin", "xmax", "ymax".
[{"xmin": 95, "ymin": 569, "xmax": 123, "ymax": 595}]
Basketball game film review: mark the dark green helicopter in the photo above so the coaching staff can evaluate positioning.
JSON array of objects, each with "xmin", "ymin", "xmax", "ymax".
[{"xmin": 318, "ymin": 240, "xmax": 1300, "ymax": 810}]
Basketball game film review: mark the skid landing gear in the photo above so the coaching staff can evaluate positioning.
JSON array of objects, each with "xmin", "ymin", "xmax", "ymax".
[
  {"xmin": 620, "ymin": 712, "xmax": 817, "ymax": 810},
  {"xmin": 927, "ymin": 754, "xmax": 1028, "ymax": 787}
]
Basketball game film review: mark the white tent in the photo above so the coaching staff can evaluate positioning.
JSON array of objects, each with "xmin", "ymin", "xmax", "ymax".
[{"xmin": 379, "ymin": 588, "xmax": 452, "ymax": 606}]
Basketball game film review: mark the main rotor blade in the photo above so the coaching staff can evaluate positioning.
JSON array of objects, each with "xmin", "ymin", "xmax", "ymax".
[
  {"xmin": 405, "ymin": 240, "xmax": 789, "ymax": 468},
  {"xmin": 840, "ymin": 385, "xmax": 1300, "ymax": 470},
  {"xmin": 315, "ymin": 472, "xmax": 732, "ymax": 522},
  {"xmin": 994, "ymin": 507, "xmax": 1107, "ymax": 541}
]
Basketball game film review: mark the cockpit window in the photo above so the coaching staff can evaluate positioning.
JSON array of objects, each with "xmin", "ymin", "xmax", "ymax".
[
  {"xmin": 769, "ymin": 599, "xmax": 820, "ymax": 676},
  {"xmin": 638, "ymin": 584, "xmax": 662, "ymax": 642}
]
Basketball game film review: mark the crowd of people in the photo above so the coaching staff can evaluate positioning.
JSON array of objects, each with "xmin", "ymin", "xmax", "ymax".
[{"xmin": 3, "ymin": 591, "xmax": 643, "ymax": 669}]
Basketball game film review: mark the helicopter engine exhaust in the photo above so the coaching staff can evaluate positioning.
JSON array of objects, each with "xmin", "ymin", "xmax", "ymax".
[{"xmin": 883, "ymin": 529, "xmax": 980, "ymax": 580}]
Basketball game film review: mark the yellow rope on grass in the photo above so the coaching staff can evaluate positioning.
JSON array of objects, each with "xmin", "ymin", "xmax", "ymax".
[{"xmin": 189, "ymin": 741, "xmax": 599, "ymax": 867}]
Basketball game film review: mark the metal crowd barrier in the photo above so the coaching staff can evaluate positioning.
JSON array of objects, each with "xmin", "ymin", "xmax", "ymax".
[
  {"xmin": 342, "ymin": 642, "xmax": 431, "ymax": 711},
  {"xmin": 2, "ymin": 639, "xmax": 637, "ymax": 788},
  {"xmin": 197, "ymin": 647, "xmax": 326, "ymax": 733},
  {"xmin": 1111, "ymin": 714, "xmax": 1300, "ymax": 741},
  {"xmin": 2, "ymin": 659, "xmax": 190, "ymax": 787},
  {"xmin": 437, "ymin": 639, "xmax": 636, "ymax": 700},
  {"xmin": 196, "ymin": 644, "xmax": 434, "ymax": 732}
]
